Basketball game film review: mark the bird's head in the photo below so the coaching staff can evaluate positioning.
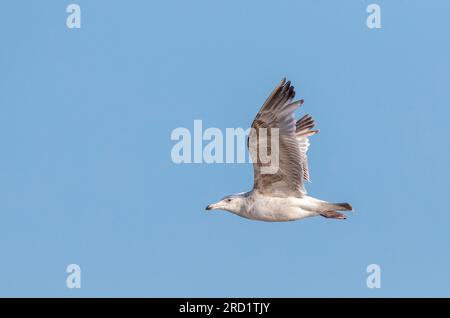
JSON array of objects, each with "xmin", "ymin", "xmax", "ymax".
[{"xmin": 205, "ymin": 193, "xmax": 248, "ymax": 215}]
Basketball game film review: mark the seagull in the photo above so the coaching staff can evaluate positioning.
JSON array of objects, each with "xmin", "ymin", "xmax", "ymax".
[{"xmin": 205, "ymin": 78, "xmax": 353, "ymax": 221}]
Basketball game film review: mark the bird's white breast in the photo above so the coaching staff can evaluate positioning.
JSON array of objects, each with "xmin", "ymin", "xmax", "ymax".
[{"xmin": 245, "ymin": 192, "xmax": 319, "ymax": 222}]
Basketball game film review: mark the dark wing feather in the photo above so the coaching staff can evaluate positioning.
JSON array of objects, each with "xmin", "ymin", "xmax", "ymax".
[
  {"xmin": 248, "ymin": 79, "xmax": 308, "ymax": 197},
  {"xmin": 295, "ymin": 114, "xmax": 319, "ymax": 182}
]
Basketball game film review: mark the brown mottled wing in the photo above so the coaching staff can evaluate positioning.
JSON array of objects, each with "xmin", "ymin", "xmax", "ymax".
[
  {"xmin": 295, "ymin": 114, "xmax": 319, "ymax": 182},
  {"xmin": 247, "ymin": 79, "xmax": 306, "ymax": 197}
]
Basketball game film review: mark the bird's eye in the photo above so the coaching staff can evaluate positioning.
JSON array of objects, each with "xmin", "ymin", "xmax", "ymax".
[{"xmin": 226, "ymin": 198, "xmax": 232, "ymax": 202}]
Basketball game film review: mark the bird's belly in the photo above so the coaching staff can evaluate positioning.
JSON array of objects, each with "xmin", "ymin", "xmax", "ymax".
[{"xmin": 249, "ymin": 197, "xmax": 318, "ymax": 222}]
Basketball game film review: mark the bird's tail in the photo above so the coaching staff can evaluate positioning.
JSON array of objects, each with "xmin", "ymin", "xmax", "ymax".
[
  {"xmin": 317, "ymin": 202, "xmax": 353, "ymax": 220},
  {"xmin": 328, "ymin": 202, "xmax": 353, "ymax": 211}
]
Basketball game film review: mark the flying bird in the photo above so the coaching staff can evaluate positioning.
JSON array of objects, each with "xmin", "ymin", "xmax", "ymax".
[{"xmin": 205, "ymin": 78, "xmax": 353, "ymax": 221}]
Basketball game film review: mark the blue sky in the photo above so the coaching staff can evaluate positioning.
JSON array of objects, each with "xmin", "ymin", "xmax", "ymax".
[{"xmin": 0, "ymin": 0, "xmax": 449, "ymax": 297}]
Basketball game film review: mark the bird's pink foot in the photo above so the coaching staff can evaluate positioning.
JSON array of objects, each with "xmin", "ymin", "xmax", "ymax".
[{"xmin": 320, "ymin": 211, "xmax": 347, "ymax": 219}]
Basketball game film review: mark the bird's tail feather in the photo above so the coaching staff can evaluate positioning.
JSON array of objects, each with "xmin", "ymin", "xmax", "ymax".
[
  {"xmin": 317, "ymin": 202, "xmax": 353, "ymax": 220},
  {"xmin": 332, "ymin": 202, "xmax": 353, "ymax": 211},
  {"xmin": 318, "ymin": 202, "xmax": 353, "ymax": 212}
]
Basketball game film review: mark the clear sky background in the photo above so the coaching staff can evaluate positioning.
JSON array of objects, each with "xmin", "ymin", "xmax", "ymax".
[{"xmin": 0, "ymin": 0, "xmax": 449, "ymax": 297}]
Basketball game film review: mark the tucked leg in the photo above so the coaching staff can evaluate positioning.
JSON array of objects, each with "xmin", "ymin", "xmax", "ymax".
[{"xmin": 319, "ymin": 211, "xmax": 347, "ymax": 219}]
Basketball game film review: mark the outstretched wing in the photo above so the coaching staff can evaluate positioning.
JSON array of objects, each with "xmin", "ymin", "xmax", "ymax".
[
  {"xmin": 247, "ymin": 78, "xmax": 317, "ymax": 197},
  {"xmin": 295, "ymin": 114, "xmax": 319, "ymax": 182}
]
